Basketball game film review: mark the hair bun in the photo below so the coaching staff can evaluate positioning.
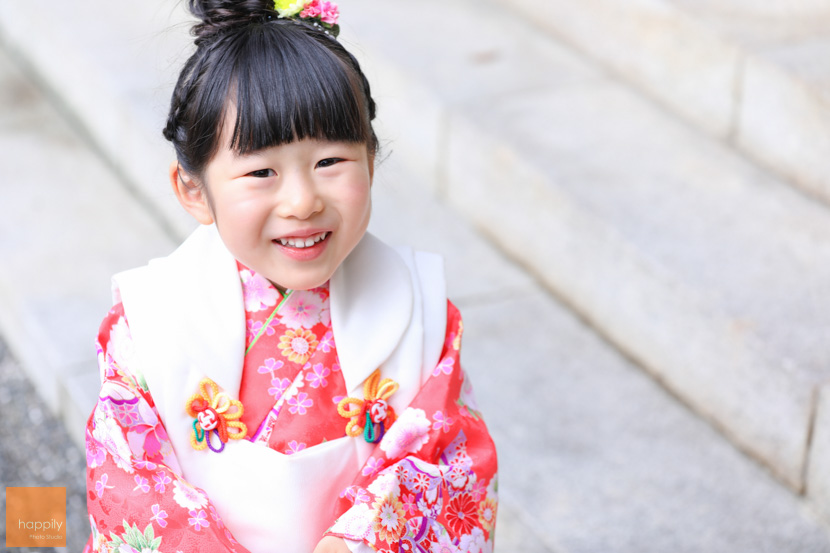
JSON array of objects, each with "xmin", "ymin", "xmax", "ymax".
[{"xmin": 188, "ymin": 0, "xmax": 272, "ymax": 44}]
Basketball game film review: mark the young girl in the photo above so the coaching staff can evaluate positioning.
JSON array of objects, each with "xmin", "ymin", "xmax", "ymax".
[{"xmin": 84, "ymin": 1, "xmax": 498, "ymax": 552}]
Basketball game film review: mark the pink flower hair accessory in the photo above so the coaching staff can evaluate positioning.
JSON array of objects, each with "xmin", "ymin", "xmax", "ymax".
[{"xmin": 274, "ymin": 0, "xmax": 340, "ymax": 38}]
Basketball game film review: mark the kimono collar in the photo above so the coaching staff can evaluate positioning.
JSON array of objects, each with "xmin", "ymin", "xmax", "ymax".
[
  {"xmin": 329, "ymin": 232, "xmax": 414, "ymax": 394},
  {"xmin": 141, "ymin": 224, "xmax": 247, "ymax": 399},
  {"xmin": 121, "ymin": 224, "xmax": 414, "ymax": 398}
]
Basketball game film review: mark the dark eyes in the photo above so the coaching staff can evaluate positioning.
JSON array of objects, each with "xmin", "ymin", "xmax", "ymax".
[
  {"xmin": 246, "ymin": 158, "xmax": 343, "ymax": 177},
  {"xmin": 317, "ymin": 157, "xmax": 344, "ymax": 168},
  {"xmin": 247, "ymin": 168, "xmax": 275, "ymax": 178}
]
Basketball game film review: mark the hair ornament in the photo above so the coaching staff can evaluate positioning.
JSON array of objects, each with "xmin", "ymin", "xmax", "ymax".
[{"xmin": 274, "ymin": 0, "xmax": 340, "ymax": 37}]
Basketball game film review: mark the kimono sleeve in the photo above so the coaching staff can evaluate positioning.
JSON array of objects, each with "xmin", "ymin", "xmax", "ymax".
[
  {"xmin": 84, "ymin": 304, "xmax": 250, "ymax": 553},
  {"xmin": 326, "ymin": 301, "xmax": 499, "ymax": 553}
]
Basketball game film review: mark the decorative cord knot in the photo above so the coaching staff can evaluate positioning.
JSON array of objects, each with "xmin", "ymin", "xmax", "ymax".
[
  {"xmin": 186, "ymin": 378, "xmax": 247, "ymax": 453},
  {"xmin": 337, "ymin": 369, "xmax": 398, "ymax": 443}
]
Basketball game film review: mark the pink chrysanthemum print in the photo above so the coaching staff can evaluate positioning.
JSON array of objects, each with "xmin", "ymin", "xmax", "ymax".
[
  {"xmin": 372, "ymin": 495, "xmax": 406, "ymax": 544},
  {"xmin": 240, "ymin": 269, "xmax": 280, "ymax": 312},
  {"xmin": 278, "ymin": 328, "xmax": 318, "ymax": 364},
  {"xmin": 478, "ymin": 497, "xmax": 497, "ymax": 532}
]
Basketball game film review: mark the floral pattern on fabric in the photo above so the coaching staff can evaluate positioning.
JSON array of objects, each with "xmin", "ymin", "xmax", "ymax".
[
  {"xmin": 236, "ymin": 269, "xmax": 349, "ymax": 452},
  {"xmin": 85, "ymin": 264, "xmax": 497, "ymax": 553},
  {"xmin": 327, "ymin": 303, "xmax": 498, "ymax": 552},
  {"xmin": 84, "ymin": 304, "xmax": 244, "ymax": 553}
]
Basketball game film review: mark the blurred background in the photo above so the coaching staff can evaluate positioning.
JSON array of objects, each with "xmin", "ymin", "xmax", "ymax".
[{"xmin": 3, "ymin": 0, "xmax": 830, "ymax": 551}]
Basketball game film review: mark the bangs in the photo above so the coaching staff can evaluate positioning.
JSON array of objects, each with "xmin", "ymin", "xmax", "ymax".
[
  {"xmin": 172, "ymin": 19, "xmax": 377, "ymax": 176},
  {"xmin": 223, "ymin": 24, "xmax": 371, "ymax": 154}
]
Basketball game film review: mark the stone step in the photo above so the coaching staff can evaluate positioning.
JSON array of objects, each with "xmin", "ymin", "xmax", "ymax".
[
  {"xmin": 502, "ymin": 0, "xmax": 830, "ymax": 207},
  {"xmin": 341, "ymin": 0, "xmax": 830, "ymax": 511},
  {"xmin": 4, "ymin": 40, "xmax": 830, "ymax": 553},
  {"xmin": 0, "ymin": 51, "xmax": 178, "ymax": 448},
  {"xmin": 0, "ymin": 0, "xmax": 196, "ymax": 239},
  {"xmin": 693, "ymin": 0, "xmax": 830, "ymax": 18}
]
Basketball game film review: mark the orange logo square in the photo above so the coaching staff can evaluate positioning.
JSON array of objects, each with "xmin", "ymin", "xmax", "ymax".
[{"xmin": 5, "ymin": 487, "xmax": 67, "ymax": 547}]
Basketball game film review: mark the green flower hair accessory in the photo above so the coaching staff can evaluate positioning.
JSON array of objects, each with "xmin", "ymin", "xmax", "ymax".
[
  {"xmin": 274, "ymin": 0, "xmax": 340, "ymax": 37},
  {"xmin": 274, "ymin": 0, "xmax": 306, "ymax": 17}
]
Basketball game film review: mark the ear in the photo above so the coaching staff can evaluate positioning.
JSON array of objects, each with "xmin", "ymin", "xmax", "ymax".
[{"xmin": 169, "ymin": 161, "xmax": 214, "ymax": 225}]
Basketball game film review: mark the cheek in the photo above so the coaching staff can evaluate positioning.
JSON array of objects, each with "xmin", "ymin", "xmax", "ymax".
[
  {"xmin": 211, "ymin": 194, "xmax": 273, "ymax": 247},
  {"xmin": 212, "ymin": 188, "xmax": 271, "ymax": 222},
  {"xmin": 341, "ymin": 181, "xmax": 372, "ymax": 224}
]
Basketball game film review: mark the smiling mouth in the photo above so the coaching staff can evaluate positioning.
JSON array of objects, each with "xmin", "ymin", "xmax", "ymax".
[{"xmin": 274, "ymin": 232, "xmax": 329, "ymax": 249}]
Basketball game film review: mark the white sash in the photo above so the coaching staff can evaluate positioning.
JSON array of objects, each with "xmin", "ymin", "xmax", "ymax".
[{"xmin": 112, "ymin": 225, "xmax": 447, "ymax": 553}]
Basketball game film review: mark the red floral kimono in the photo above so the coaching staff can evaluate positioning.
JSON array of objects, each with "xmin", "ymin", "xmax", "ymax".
[{"xmin": 85, "ymin": 254, "xmax": 497, "ymax": 552}]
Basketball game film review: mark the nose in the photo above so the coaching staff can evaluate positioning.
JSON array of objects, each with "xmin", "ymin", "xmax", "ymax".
[{"xmin": 275, "ymin": 171, "xmax": 323, "ymax": 220}]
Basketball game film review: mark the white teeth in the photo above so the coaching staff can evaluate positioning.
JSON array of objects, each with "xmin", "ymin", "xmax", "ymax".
[{"xmin": 278, "ymin": 232, "xmax": 327, "ymax": 248}]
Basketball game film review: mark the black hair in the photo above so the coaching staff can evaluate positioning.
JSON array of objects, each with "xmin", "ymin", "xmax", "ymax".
[{"xmin": 163, "ymin": 0, "xmax": 378, "ymax": 180}]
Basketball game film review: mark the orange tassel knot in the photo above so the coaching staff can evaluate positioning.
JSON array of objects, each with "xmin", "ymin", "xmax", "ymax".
[
  {"xmin": 337, "ymin": 369, "xmax": 398, "ymax": 443},
  {"xmin": 185, "ymin": 378, "xmax": 247, "ymax": 453}
]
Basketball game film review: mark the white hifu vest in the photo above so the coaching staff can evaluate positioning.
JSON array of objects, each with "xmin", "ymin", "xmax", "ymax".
[{"xmin": 112, "ymin": 225, "xmax": 447, "ymax": 553}]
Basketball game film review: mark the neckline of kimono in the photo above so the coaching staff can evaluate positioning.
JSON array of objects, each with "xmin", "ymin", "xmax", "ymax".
[{"xmin": 245, "ymin": 289, "xmax": 294, "ymax": 356}]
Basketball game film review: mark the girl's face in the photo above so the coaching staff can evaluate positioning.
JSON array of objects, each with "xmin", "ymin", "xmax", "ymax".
[{"xmin": 172, "ymin": 115, "xmax": 373, "ymax": 293}]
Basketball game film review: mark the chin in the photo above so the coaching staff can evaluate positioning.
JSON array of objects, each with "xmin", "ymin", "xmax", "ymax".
[{"xmin": 276, "ymin": 273, "xmax": 332, "ymax": 293}]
